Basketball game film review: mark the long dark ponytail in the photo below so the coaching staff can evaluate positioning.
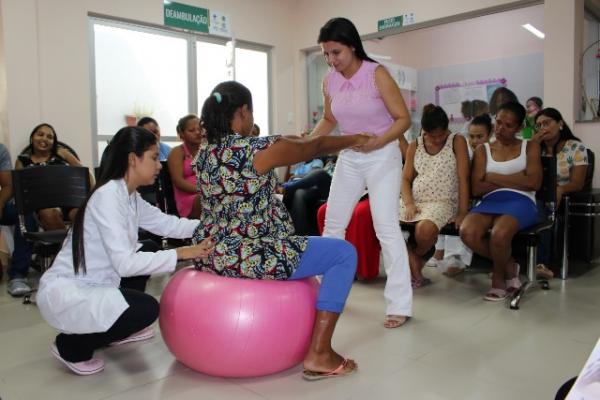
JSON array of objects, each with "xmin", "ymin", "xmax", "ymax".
[
  {"xmin": 72, "ymin": 126, "xmax": 156, "ymax": 274},
  {"xmin": 201, "ymin": 81, "xmax": 253, "ymax": 145}
]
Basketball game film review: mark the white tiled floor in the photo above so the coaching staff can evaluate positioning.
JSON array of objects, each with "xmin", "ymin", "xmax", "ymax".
[{"xmin": 1, "ymin": 262, "xmax": 599, "ymax": 400}]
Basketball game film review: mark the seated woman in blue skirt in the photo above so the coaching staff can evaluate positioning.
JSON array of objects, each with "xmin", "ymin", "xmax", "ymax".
[{"xmin": 460, "ymin": 101, "xmax": 542, "ymax": 301}]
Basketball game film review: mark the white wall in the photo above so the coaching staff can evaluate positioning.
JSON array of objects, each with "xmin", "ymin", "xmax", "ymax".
[
  {"xmin": 0, "ymin": 0, "xmax": 298, "ymax": 167},
  {"xmin": 362, "ymin": 4, "xmax": 544, "ymax": 70},
  {"xmin": 576, "ymin": 121, "xmax": 600, "ymax": 187},
  {"xmin": 0, "ymin": 2, "xmax": 7, "ymax": 147},
  {"xmin": 543, "ymin": 0, "xmax": 584, "ymax": 126},
  {"xmin": 0, "ymin": 0, "xmax": 571, "ymax": 169}
]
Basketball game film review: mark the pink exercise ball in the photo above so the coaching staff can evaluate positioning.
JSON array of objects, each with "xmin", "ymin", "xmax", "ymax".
[{"xmin": 159, "ymin": 267, "xmax": 319, "ymax": 377}]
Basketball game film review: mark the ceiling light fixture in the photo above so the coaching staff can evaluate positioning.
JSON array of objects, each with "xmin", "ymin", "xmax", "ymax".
[{"xmin": 522, "ymin": 23, "xmax": 545, "ymax": 39}]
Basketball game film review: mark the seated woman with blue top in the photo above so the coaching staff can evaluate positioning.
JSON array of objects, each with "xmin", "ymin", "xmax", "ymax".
[
  {"xmin": 460, "ymin": 101, "xmax": 542, "ymax": 301},
  {"xmin": 192, "ymin": 81, "xmax": 372, "ymax": 380},
  {"xmin": 137, "ymin": 117, "xmax": 171, "ymax": 161}
]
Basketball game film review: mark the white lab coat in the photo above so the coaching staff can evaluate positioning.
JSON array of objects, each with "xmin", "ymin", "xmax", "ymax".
[{"xmin": 37, "ymin": 179, "xmax": 199, "ymax": 334}]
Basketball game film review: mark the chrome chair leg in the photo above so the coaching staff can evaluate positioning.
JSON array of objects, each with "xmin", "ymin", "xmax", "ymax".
[
  {"xmin": 560, "ymin": 196, "xmax": 570, "ymax": 280},
  {"xmin": 510, "ymin": 245, "xmax": 549, "ymax": 310}
]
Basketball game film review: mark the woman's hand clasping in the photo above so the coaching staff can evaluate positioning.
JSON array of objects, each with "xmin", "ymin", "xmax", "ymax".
[
  {"xmin": 353, "ymin": 133, "xmax": 383, "ymax": 153},
  {"xmin": 177, "ymin": 237, "xmax": 215, "ymax": 262}
]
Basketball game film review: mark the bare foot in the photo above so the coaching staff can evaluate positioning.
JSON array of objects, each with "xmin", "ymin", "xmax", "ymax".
[
  {"xmin": 303, "ymin": 350, "xmax": 357, "ymax": 375},
  {"xmin": 408, "ymin": 249, "xmax": 424, "ymax": 280},
  {"xmin": 384, "ymin": 315, "xmax": 408, "ymax": 328},
  {"xmin": 504, "ymin": 258, "xmax": 519, "ymax": 280}
]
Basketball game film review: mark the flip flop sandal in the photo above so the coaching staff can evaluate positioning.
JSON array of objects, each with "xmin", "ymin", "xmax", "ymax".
[
  {"xmin": 302, "ymin": 358, "xmax": 356, "ymax": 381},
  {"xmin": 483, "ymin": 288, "xmax": 508, "ymax": 302},
  {"xmin": 505, "ymin": 277, "xmax": 522, "ymax": 294},
  {"xmin": 411, "ymin": 277, "xmax": 432, "ymax": 289},
  {"xmin": 536, "ymin": 264, "xmax": 554, "ymax": 279},
  {"xmin": 384, "ymin": 315, "xmax": 409, "ymax": 329}
]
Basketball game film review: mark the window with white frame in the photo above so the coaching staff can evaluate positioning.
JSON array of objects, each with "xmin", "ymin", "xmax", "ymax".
[{"xmin": 91, "ymin": 18, "xmax": 271, "ymax": 164}]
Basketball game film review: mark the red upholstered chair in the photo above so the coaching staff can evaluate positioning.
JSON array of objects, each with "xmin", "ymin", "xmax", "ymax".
[{"xmin": 317, "ymin": 199, "xmax": 381, "ymax": 280}]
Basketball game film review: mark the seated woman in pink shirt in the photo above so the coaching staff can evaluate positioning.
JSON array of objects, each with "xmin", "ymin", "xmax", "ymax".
[{"xmin": 167, "ymin": 114, "xmax": 204, "ymax": 218}]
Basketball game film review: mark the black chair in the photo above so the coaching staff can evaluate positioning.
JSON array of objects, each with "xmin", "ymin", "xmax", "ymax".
[
  {"xmin": 561, "ymin": 148, "xmax": 599, "ymax": 278},
  {"xmin": 508, "ymin": 155, "xmax": 556, "ymax": 309},
  {"xmin": 137, "ymin": 161, "xmax": 182, "ymax": 249},
  {"xmin": 12, "ymin": 165, "xmax": 90, "ymax": 271},
  {"xmin": 157, "ymin": 161, "xmax": 179, "ymax": 216},
  {"xmin": 138, "ymin": 161, "xmax": 178, "ymax": 215}
]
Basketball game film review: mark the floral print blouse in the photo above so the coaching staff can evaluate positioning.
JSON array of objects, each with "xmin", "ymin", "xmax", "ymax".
[
  {"xmin": 543, "ymin": 139, "xmax": 589, "ymax": 186},
  {"xmin": 191, "ymin": 134, "xmax": 308, "ymax": 280}
]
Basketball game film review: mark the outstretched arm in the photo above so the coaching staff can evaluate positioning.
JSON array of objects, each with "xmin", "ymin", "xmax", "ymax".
[{"xmin": 253, "ymin": 135, "xmax": 368, "ymax": 175}]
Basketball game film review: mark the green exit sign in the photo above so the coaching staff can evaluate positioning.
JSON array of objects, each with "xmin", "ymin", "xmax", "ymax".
[
  {"xmin": 164, "ymin": 1, "xmax": 209, "ymax": 33},
  {"xmin": 378, "ymin": 16, "xmax": 403, "ymax": 31}
]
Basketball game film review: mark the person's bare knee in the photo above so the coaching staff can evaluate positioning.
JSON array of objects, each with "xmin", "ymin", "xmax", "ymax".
[
  {"xmin": 67, "ymin": 208, "xmax": 78, "ymax": 222},
  {"xmin": 460, "ymin": 220, "xmax": 484, "ymax": 248},
  {"xmin": 38, "ymin": 208, "xmax": 66, "ymax": 230},
  {"xmin": 414, "ymin": 221, "xmax": 438, "ymax": 255}
]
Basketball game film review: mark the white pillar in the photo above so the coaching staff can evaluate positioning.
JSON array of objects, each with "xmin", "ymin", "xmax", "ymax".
[{"xmin": 543, "ymin": 0, "xmax": 584, "ymax": 126}]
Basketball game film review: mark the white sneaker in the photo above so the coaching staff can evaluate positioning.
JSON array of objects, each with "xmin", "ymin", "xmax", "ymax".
[
  {"xmin": 7, "ymin": 278, "xmax": 32, "ymax": 297},
  {"xmin": 425, "ymin": 258, "xmax": 441, "ymax": 268},
  {"xmin": 50, "ymin": 344, "xmax": 105, "ymax": 376},
  {"xmin": 443, "ymin": 256, "xmax": 466, "ymax": 276}
]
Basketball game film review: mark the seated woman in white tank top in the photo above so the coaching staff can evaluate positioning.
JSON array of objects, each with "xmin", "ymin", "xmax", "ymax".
[{"xmin": 459, "ymin": 101, "xmax": 542, "ymax": 302}]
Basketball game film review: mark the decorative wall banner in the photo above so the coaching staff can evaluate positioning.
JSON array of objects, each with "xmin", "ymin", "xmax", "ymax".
[{"xmin": 435, "ymin": 78, "xmax": 506, "ymax": 122}]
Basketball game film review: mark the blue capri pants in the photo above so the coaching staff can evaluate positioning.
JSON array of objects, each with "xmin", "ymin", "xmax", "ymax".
[{"xmin": 290, "ymin": 237, "xmax": 357, "ymax": 314}]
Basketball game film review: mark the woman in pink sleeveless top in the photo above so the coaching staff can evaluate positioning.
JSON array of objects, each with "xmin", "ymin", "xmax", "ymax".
[
  {"xmin": 311, "ymin": 18, "xmax": 413, "ymax": 329},
  {"xmin": 167, "ymin": 114, "xmax": 204, "ymax": 218}
]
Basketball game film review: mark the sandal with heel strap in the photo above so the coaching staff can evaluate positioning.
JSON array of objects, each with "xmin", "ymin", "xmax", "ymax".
[{"xmin": 483, "ymin": 288, "xmax": 508, "ymax": 302}]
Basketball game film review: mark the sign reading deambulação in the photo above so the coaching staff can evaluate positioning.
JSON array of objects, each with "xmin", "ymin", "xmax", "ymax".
[
  {"xmin": 164, "ymin": 1, "xmax": 209, "ymax": 33},
  {"xmin": 377, "ymin": 16, "xmax": 403, "ymax": 31}
]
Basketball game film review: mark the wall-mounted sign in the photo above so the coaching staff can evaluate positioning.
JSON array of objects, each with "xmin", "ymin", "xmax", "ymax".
[
  {"xmin": 378, "ymin": 16, "xmax": 403, "ymax": 31},
  {"xmin": 403, "ymin": 13, "xmax": 416, "ymax": 26},
  {"xmin": 164, "ymin": 1, "xmax": 209, "ymax": 33},
  {"xmin": 209, "ymin": 10, "xmax": 231, "ymax": 37}
]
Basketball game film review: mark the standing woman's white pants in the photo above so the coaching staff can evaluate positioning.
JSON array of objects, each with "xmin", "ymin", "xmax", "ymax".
[{"xmin": 323, "ymin": 141, "xmax": 413, "ymax": 317}]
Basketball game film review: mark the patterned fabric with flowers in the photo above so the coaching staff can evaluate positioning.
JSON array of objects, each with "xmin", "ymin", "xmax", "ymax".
[
  {"xmin": 191, "ymin": 134, "xmax": 308, "ymax": 280},
  {"xmin": 552, "ymin": 139, "xmax": 589, "ymax": 186}
]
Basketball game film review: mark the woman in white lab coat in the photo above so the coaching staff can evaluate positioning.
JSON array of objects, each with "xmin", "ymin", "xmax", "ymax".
[{"xmin": 37, "ymin": 126, "xmax": 215, "ymax": 376}]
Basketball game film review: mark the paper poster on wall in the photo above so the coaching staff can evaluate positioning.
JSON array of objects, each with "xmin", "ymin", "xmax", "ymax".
[
  {"xmin": 435, "ymin": 78, "xmax": 506, "ymax": 122},
  {"xmin": 209, "ymin": 10, "xmax": 231, "ymax": 37}
]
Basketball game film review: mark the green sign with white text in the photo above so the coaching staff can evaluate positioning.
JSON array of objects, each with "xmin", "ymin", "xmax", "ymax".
[
  {"xmin": 164, "ymin": 1, "xmax": 209, "ymax": 33},
  {"xmin": 377, "ymin": 16, "xmax": 403, "ymax": 31}
]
